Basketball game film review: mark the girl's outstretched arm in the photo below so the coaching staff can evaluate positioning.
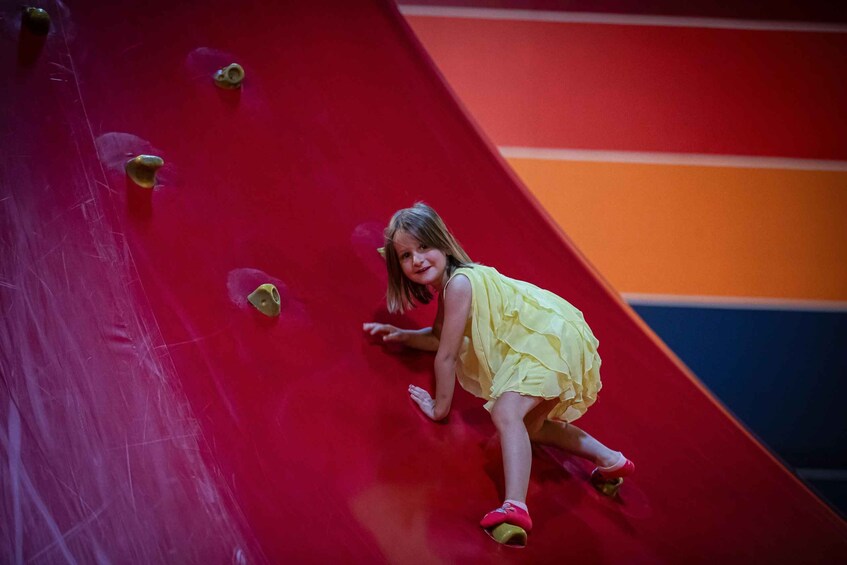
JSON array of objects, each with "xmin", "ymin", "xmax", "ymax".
[
  {"xmin": 410, "ymin": 274, "xmax": 472, "ymax": 421},
  {"xmin": 362, "ymin": 323, "xmax": 440, "ymax": 351}
]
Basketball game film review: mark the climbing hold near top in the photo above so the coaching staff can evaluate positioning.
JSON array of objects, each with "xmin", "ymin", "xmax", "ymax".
[
  {"xmin": 376, "ymin": 247, "xmax": 385, "ymax": 258},
  {"xmin": 22, "ymin": 6, "xmax": 51, "ymax": 35},
  {"xmin": 248, "ymin": 284, "xmax": 281, "ymax": 317},
  {"xmin": 125, "ymin": 155, "xmax": 164, "ymax": 188},
  {"xmin": 214, "ymin": 63, "xmax": 245, "ymax": 89}
]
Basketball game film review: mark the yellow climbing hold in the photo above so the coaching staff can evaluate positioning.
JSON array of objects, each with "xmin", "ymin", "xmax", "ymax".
[
  {"xmin": 590, "ymin": 470, "xmax": 625, "ymax": 497},
  {"xmin": 214, "ymin": 63, "xmax": 245, "ymax": 89},
  {"xmin": 248, "ymin": 284, "xmax": 281, "ymax": 317},
  {"xmin": 125, "ymin": 155, "xmax": 164, "ymax": 189}
]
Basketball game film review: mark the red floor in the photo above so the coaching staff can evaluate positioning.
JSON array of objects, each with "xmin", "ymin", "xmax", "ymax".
[{"xmin": 2, "ymin": 0, "xmax": 846, "ymax": 562}]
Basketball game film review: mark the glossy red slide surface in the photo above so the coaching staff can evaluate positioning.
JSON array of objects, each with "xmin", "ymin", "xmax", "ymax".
[{"xmin": 2, "ymin": 1, "xmax": 845, "ymax": 562}]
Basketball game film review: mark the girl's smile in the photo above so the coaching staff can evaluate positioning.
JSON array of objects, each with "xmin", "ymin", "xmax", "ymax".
[{"xmin": 393, "ymin": 231, "xmax": 448, "ymax": 289}]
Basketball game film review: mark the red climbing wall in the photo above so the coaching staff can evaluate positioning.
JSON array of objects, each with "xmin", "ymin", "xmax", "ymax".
[{"xmin": 1, "ymin": 1, "xmax": 845, "ymax": 562}]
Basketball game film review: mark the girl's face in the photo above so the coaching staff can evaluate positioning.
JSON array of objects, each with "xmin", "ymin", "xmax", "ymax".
[{"xmin": 393, "ymin": 230, "xmax": 448, "ymax": 288}]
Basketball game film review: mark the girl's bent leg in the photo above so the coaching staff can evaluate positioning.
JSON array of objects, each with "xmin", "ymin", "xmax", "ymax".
[
  {"xmin": 529, "ymin": 414, "xmax": 620, "ymax": 468},
  {"xmin": 490, "ymin": 392, "xmax": 543, "ymax": 503}
]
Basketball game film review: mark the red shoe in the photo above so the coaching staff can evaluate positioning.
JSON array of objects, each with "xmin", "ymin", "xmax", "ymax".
[
  {"xmin": 480, "ymin": 502, "xmax": 533, "ymax": 532},
  {"xmin": 594, "ymin": 453, "xmax": 635, "ymax": 480}
]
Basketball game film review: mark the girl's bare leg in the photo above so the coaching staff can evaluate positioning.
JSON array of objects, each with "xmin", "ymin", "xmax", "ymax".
[
  {"xmin": 525, "ymin": 399, "xmax": 620, "ymax": 467},
  {"xmin": 490, "ymin": 392, "xmax": 543, "ymax": 503}
]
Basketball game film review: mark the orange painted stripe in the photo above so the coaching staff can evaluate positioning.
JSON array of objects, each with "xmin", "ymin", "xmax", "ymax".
[{"xmin": 506, "ymin": 158, "xmax": 847, "ymax": 301}]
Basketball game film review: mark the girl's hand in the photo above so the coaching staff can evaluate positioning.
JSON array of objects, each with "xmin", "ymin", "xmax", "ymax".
[
  {"xmin": 408, "ymin": 385, "xmax": 436, "ymax": 419},
  {"xmin": 363, "ymin": 323, "xmax": 408, "ymax": 343}
]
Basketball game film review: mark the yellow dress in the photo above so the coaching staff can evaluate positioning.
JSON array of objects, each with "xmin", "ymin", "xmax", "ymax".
[{"xmin": 446, "ymin": 265, "xmax": 602, "ymax": 422}]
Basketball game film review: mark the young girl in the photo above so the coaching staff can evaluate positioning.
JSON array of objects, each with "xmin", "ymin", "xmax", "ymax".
[{"xmin": 363, "ymin": 203, "xmax": 634, "ymax": 536}]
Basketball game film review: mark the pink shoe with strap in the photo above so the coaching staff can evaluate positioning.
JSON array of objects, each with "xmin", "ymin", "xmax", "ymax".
[
  {"xmin": 480, "ymin": 502, "xmax": 533, "ymax": 532},
  {"xmin": 594, "ymin": 453, "xmax": 635, "ymax": 480}
]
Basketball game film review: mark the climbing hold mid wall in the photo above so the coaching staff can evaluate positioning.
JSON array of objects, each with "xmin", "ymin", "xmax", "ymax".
[
  {"xmin": 125, "ymin": 155, "xmax": 164, "ymax": 188},
  {"xmin": 247, "ymin": 284, "xmax": 281, "ymax": 317},
  {"xmin": 214, "ymin": 63, "xmax": 245, "ymax": 89}
]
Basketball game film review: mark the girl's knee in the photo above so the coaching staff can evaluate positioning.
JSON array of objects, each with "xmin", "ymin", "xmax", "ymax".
[
  {"xmin": 491, "ymin": 392, "xmax": 544, "ymax": 432},
  {"xmin": 491, "ymin": 404, "xmax": 524, "ymax": 431},
  {"xmin": 491, "ymin": 408, "xmax": 515, "ymax": 431}
]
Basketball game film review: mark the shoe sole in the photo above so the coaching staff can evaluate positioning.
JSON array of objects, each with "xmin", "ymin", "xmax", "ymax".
[{"xmin": 484, "ymin": 523, "xmax": 527, "ymax": 548}]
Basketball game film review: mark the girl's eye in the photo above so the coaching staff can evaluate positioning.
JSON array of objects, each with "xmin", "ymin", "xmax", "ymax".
[
  {"xmin": 419, "ymin": 244, "xmax": 428, "ymax": 250},
  {"xmin": 401, "ymin": 252, "xmax": 410, "ymax": 259}
]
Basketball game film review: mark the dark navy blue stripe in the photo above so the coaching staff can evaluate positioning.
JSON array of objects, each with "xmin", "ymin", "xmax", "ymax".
[{"xmin": 631, "ymin": 304, "xmax": 847, "ymax": 469}]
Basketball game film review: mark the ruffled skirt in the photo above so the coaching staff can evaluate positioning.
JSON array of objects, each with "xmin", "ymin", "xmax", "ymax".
[{"xmin": 453, "ymin": 265, "xmax": 602, "ymax": 423}]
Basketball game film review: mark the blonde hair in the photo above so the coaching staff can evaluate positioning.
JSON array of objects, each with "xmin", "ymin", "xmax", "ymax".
[{"xmin": 383, "ymin": 203, "xmax": 473, "ymax": 313}]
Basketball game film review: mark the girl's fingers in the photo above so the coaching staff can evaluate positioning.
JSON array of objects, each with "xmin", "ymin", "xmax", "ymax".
[
  {"xmin": 385, "ymin": 331, "xmax": 406, "ymax": 342},
  {"xmin": 408, "ymin": 386, "xmax": 432, "ymax": 402}
]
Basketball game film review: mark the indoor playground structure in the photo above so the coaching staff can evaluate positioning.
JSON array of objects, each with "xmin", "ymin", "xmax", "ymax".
[
  {"xmin": 399, "ymin": 0, "xmax": 847, "ymax": 516},
  {"xmin": 2, "ymin": 1, "xmax": 846, "ymax": 563}
]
